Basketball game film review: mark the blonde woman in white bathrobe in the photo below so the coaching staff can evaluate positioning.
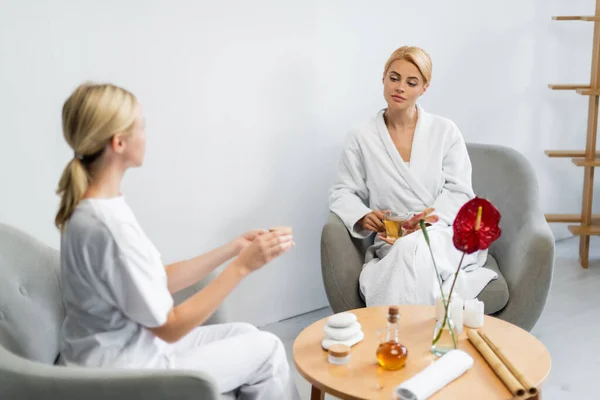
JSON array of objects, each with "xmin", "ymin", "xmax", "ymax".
[
  {"xmin": 329, "ymin": 46, "xmax": 497, "ymax": 307},
  {"xmin": 55, "ymin": 82, "xmax": 299, "ymax": 400}
]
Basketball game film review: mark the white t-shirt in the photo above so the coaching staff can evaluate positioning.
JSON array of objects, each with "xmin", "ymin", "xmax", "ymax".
[{"xmin": 59, "ymin": 196, "xmax": 173, "ymax": 368}]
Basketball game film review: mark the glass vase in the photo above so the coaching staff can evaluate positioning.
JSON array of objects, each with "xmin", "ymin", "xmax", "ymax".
[{"xmin": 431, "ymin": 300, "xmax": 458, "ymax": 357}]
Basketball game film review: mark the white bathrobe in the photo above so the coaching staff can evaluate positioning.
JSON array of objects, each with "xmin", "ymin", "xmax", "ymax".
[{"xmin": 329, "ymin": 106, "xmax": 497, "ymax": 306}]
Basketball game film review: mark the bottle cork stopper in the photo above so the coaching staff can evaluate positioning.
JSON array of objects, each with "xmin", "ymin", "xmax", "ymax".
[
  {"xmin": 328, "ymin": 344, "xmax": 350, "ymax": 358},
  {"xmin": 388, "ymin": 305, "xmax": 399, "ymax": 322},
  {"xmin": 269, "ymin": 226, "xmax": 293, "ymax": 234}
]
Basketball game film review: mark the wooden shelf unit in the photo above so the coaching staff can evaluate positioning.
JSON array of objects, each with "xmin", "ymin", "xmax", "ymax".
[
  {"xmin": 572, "ymin": 158, "xmax": 600, "ymax": 167},
  {"xmin": 568, "ymin": 225, "xmax": 600, "ymax": 236},
  {"xmin": 545, "ymin": 150, "xmax": 600, "ymax": 157},
  {"xmin": 546, "ymin": 3, "xmax": 600, "ymax": 268},
  {"xmin": 577, "ymin": 88, "xmax": 600, "ymax": 96},
  {"xmin": 552, "ymin": 16, "xmax": 600, "ymax": 21},
  {"xmin": 546, "ymin": 214, "xmax": 600, "ymax": 223},
  {"xmin": 548, "ymin": 84, "xmax": 589, "ymax": 90}
]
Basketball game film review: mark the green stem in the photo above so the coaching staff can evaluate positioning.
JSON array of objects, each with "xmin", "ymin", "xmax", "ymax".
[
  {"xmin": 419, "ymin": 220, "xmax": 445, "ymax": 304},
  {"xmin": 432, "ymin": 251, "xmax": 466, "ymax": 349},
  {"xmin": 432, "ymin": 305, "xmax": 459, "ymax": 349},
  {"xmin": 446, "ymin": 252, "xmax": 466, "ymax": 307},
  {"xmin": 432, "ymin": 309, "xmax": 446, "ymax": 346}
]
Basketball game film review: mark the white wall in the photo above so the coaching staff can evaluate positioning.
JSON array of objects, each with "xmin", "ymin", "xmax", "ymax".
[{"xmin": 0, "ymin": 0, "xmax": 596, "ymax": 326}]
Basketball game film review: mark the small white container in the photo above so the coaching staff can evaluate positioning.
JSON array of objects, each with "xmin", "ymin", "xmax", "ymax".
[
  {"xmin": 463, "ymin": 299, "xmax": 485, "ymax": 328},
  {"xmin": 327, "ymin": 344, "xmax": 351, "ymax": 365}
]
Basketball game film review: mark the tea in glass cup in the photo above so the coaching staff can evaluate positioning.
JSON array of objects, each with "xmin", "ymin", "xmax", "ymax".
[{"xmin": 383, "ymin": 212, "xmax": 411, "ymax": 239}]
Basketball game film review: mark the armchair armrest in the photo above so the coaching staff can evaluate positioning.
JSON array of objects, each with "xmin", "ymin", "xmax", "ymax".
[
  {"xmin": 0, "ymin": 347, "xmax": 219, "ymax": 400},
  {"xmin": 491, "ymin": 206, "xmax": 555, "ymax": 331},
  {"xmin": 321, "ymin": 212, "xmax": 370, "ymax": 313}
]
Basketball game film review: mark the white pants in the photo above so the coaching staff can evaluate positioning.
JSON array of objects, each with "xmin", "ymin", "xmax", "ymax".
[{"xmin": 166, "ymin": 323, "xmax": 300, "ymax": 400}]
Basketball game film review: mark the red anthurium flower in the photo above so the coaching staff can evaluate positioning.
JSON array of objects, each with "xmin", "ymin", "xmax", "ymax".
[{"xmin": 452, "ymin": 197, "xmax": 501, "ymax": 254}]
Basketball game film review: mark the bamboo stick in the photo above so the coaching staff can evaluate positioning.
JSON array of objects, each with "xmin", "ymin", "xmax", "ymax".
[
  {"xmin": 467, "ymin": 329, "xmax": 526, "ymax": 397},
  {"xmin": 478, "ymin": 330, "xmax": 538, "ymax": 396}
]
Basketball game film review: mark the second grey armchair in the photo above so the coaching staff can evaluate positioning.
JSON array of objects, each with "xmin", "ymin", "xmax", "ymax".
[{"xmin": 0, "ymin": 222, "xmax": 228, "ymax": 400}]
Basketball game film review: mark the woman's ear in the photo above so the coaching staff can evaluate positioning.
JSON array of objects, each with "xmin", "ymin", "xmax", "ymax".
[
  {"xmin": 111, "ymin": 134, "xmax": 127, "ymax": 154},
  {"xmin": 421, "ymin": 83, "xmax": 430, "ymax": 95}
]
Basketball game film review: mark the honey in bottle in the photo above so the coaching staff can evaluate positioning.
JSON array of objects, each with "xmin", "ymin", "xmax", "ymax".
[{"xmin": 376, "ymin": 305, "xmax": 408, "ymax": 370}]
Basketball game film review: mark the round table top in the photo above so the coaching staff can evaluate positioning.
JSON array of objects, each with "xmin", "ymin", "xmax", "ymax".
[{"xmin": 293, "ymin": 305, "xmax": 551, "ymax": 400}]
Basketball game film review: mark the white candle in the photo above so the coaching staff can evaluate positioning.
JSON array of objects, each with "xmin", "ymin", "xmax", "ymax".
[{"xmin": 463, "ymin": 299, "xmax": 484, "ymax": 328}]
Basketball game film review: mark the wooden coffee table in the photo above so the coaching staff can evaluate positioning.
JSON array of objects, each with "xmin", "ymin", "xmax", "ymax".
[{"xmin": 293, "ymin": 305, "xmax": 551, "ymax": 400}]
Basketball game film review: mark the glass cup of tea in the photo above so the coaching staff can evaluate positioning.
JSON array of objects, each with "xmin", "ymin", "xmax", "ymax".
[{"xmin": 383, "ymin": 211, "xmax": 411, "ymax": 239}]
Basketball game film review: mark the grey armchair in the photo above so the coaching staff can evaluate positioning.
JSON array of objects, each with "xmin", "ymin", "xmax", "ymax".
[
  {"xmin": 321, "ymin": 143, "xmax": 555, "ymax": 332},
  {"xmin": 0, "ymin": 223, "xmax": 228, "ymax": 400}
]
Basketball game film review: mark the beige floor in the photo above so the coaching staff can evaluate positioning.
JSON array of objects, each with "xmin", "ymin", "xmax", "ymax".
[{"xmin": 261, "ymin": 236, "xmax": 600, "ymax": 400}]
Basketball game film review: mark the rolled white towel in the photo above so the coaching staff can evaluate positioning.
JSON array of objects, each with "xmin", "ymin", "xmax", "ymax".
[{"xmin": 394, "ymin": 350, "xmax": 474, "ymax": 400}]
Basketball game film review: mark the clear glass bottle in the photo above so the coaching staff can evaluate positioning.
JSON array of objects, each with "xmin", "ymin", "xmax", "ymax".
[
  {"xmin": 376, "ymin": 305, "xmax": 408, "ymax": 370},
  {"xmin": 431, "ymin": 299, "xmax": 458, "ymax": 357}
]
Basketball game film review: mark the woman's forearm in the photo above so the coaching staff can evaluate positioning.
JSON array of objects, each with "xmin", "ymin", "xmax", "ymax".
[
  {"xmin": 150, "ymin": 262, "xmax": 247, "ymax": 343},
  {"xmin": 165, "ymin": 240, "xmax": 240, "ymax": 293}
]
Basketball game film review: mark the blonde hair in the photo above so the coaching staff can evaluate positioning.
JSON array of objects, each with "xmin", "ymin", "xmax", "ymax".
[
  {"xmin": 383, "ymin": 46, "xmax": 432, "ymax": 84},
  {"xmin": 55, "ymin": 83, "xmax": 138, "ymax": 230}
]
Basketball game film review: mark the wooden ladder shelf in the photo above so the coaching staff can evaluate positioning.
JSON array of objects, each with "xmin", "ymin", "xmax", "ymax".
[{"xmin": 546, "ymin": 3, "xmax": 600, "ymax": 268}]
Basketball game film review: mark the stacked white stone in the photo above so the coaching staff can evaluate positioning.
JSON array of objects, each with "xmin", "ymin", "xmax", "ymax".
[{"xmin": 321, "ymin": 312, "xmax": 364, "ymax": 350}]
